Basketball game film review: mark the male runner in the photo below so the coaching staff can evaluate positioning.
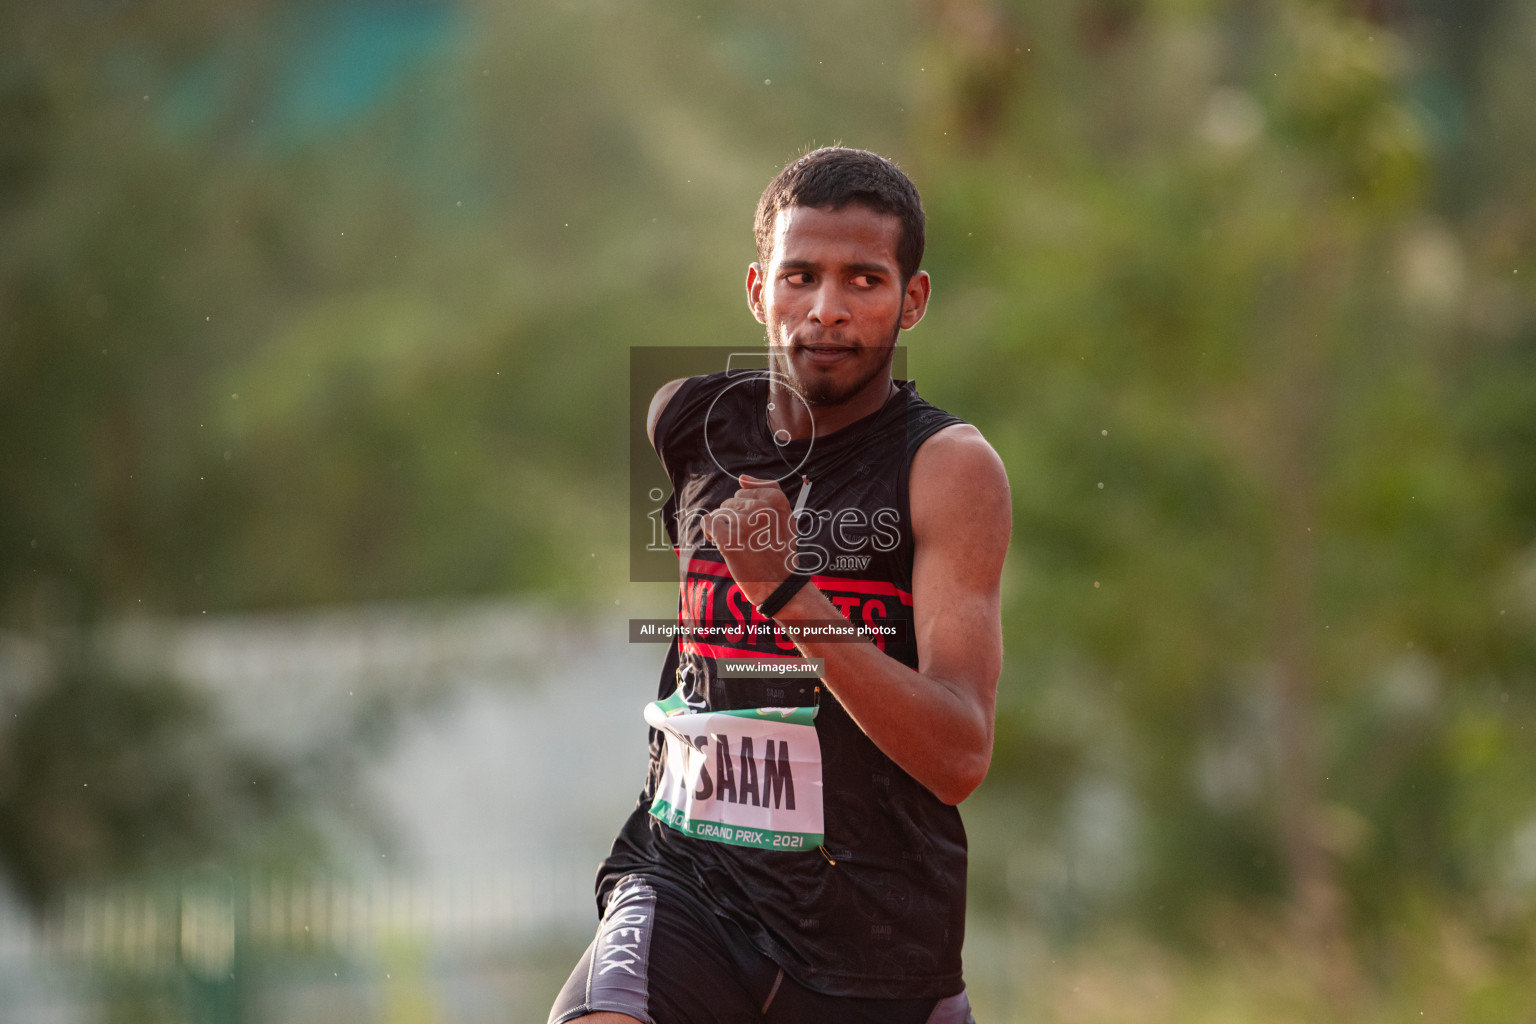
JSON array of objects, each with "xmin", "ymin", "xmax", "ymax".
[{"xmin": 550, "ymin": 147, "xmax": 1010, "ymax": 1024}]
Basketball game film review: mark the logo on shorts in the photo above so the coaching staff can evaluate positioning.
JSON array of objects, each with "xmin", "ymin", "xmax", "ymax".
[{"xmin": 597, "ymin": 883, "xmax": 653, "ymax": 978}]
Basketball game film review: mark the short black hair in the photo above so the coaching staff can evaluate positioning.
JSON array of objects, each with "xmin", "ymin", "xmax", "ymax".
[{"xmin": 754, "ymin": 147, "xmax": 926, "ymax": 282}]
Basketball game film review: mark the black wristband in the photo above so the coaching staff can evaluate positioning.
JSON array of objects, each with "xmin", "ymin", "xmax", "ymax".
[{"xmin": 756, "ymin": 572, "xmax": 811, "ymax": 619}]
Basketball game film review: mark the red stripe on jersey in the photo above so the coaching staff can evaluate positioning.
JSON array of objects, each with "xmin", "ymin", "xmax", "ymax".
[
  {"xmin": 809, "ymin": 575, "xmax": 914, "ymax": 605},
  {"xmin": 681, "ymin": 640, "xmax": 803, "ymax": 661},
  {"xmin": 684, "ymin": 555, "xmax": 732, "ymax": 577},
  {"xmin": 680, "ymin": 555, "xmax": 912, "ymax": 606}
]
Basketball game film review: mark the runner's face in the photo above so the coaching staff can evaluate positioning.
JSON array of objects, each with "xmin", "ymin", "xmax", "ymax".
[{"xmin": 748, "ymin": 205, "xmax": 929, "ymax": 407}]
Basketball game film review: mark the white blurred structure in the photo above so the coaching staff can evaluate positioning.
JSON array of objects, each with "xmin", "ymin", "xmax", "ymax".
[{"xmin": 0, "ymin": 599, "xmax": 665, "ymax": 1022}]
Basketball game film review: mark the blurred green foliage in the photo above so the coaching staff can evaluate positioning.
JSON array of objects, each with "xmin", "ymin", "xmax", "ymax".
[{"xmin": 3, "ymin": 0, "xmax": 1536, "ymax": 1009}]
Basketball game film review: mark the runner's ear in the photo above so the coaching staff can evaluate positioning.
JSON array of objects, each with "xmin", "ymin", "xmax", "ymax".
[
  {"xmin": 899, "ymin": 270, "xmax": 931, "ymax": 330},
  {"xmin": 746, "ymin": 263, "xmax": 768, "ymax": 324}
]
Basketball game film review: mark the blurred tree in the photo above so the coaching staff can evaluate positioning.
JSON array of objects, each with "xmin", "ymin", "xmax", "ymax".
[{"xmin": 910, "ymin": 0, "xmax": 1536, "ymax": 993}]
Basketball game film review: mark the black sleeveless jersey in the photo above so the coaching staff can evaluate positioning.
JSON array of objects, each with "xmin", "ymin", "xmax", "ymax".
[{"xmin": 598, "ymin": 369, "xmax": 971, "ymax": 999}]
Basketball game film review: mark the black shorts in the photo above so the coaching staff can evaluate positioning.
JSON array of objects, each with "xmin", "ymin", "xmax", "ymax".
[{"xmin": 547, "ymin": 875, "xmax": 976, "ymax": 1024}]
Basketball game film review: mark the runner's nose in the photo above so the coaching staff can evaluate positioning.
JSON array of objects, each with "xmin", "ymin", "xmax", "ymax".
[{"xmin": 808, "ymin": 283, "xmax": 850, "ymax": 327}]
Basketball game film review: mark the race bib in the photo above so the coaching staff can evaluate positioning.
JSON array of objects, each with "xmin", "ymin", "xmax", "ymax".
[{"xmin": 645, "ymin": 688, "xmax": 824, "ymax": 851}]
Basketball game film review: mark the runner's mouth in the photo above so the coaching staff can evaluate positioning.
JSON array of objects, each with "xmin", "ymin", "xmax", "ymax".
[{"xmin": 796, "ymin": 345, "xmax": 857, "ymax": 365}]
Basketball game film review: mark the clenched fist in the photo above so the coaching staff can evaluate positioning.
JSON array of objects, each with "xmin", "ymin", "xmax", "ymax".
[{"xmin": 701, "ymin": 475, "xmax": 809, "ymax": 606}]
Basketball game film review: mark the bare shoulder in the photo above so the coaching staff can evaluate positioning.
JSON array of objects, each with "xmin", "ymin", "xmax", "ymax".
[
  {"xmin": 646, "ymin": 377, "xmax": 691, "ymax": 449},
  {"xmin": 910, "ymin": 424, "xmax": 1011, "ymax": 516},
  {"xmin": 909, "ymin": 423, "xmax": 1011, "ymax": 568}
]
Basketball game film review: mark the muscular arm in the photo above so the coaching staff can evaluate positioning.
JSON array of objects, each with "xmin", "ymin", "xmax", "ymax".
[{"xmin": 706, "ymin": 424, "xmax": 1011, "ymax": 805}]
